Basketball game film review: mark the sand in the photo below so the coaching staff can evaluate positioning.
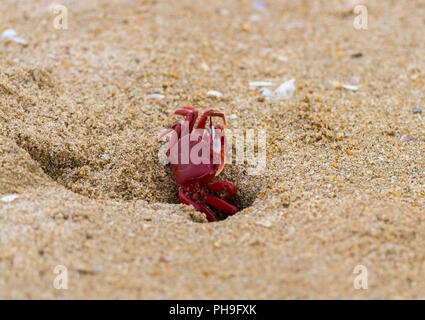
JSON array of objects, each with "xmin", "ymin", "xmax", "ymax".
[{"xmin": 1, "ymin": 0, "xmax": 425, "ymax": 299}]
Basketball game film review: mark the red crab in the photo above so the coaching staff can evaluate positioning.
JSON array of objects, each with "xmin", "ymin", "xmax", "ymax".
[{"xmin": 156, "ymin": 106, "xmax": 238, "ymax": 222}]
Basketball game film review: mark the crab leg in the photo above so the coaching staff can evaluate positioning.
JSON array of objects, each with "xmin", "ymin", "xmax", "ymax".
[
  {"xmin": 198, "ymin": 203, "xmax": 218, "ymax": 222},
  {"xmin": 172, "ymin": 106, "xmax": 198, "ymax": 133},
  {"xmin": 208, "ymin": 180, "xmax": 237, "ymax": 200},
  {"xmin": 205, "ymin": 194, "xmax": 238, "ymax": 215},
  {"xmin": 179, "ymin": 191, "xmax": 217, "ymax": 222}
]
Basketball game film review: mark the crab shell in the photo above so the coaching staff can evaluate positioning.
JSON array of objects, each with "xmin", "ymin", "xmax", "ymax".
[{"xmin": 169, "ymin": 124, "xmax": 227, "ymax": 187}]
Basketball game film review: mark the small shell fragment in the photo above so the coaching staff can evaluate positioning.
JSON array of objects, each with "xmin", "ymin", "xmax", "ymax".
[
  {"xmin": 252, "ymin": 79, "xmax": 296, "ymax": 100},
  {"xmin": 255, "ymin": 218, "xmax": 273, "ymax": 228},
  {"xmin": 1, "ymin": 194, "xmax": 19, "ymax": 202},
  {"xmin": 332, "ymin": 81, "xmax": 359, "ymax": 91},
  {"xmin": 1, "ymin": 29, "xmax": 28, "ymax": 46},
  {"xmin": 273, "ymin": 79, "xmax": 296, "ymax": 100},
  {"xmin": 401, "ymin": 134, "xmax": 415, "ymax": 143},
  {"xmin": 200, "ymin": 61, "xmax": 210, "ymax": 71},
  {"xmin": 341, "ymin": 84, "xmax": 359, "ymax": 91},
  {"xmin": 160, "ymin": 255, "xmax": 171, "ymax": 263},
  {"xmin": 249, "ymin": 81, "xmax": 274, "ymax": 87},
  {"xmin": 219, "ymin": 8, "xmax": 229, "ymax": 16},
  {"xmin": 147, "ymin": 94, "xmax": 165, "ymax": 100},
  {"xmin": 258, "ymin": 87, "xmax": 273, "ymax": 99}
]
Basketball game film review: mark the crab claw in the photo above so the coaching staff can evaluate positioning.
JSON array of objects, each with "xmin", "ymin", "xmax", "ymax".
[
  {"xmin": 210, "ymin": 124, "xmax": 227, "ymax": 176},
  {"xmin": 155, "ymin": 106, "xmax": 199, "ymax": 142}
]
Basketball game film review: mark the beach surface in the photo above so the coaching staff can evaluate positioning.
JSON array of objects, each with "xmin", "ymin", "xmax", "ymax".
[{"xmin": 1, "ymin": 0, "xmax": 425, "ymax": 299}]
